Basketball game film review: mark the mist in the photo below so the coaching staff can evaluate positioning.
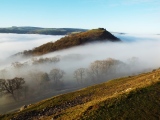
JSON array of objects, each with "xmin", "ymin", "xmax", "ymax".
[
  {"xmin": 0, "ymin": 33, "xmax": 64, "ymax": 60},
  {"xmin": 41, "ymin": 33, "xmax": 160, "ymax": 70},
  {"xmin": 0, "ymin": 33, "xmax": 160, "ymax": 113}
]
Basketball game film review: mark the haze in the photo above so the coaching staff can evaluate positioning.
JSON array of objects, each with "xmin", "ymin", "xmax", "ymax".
[
  {"xmin": 0, "ymin": 33, "xmax": 63, "ymax": 59},
  {"xmin": 1, "ymin": 33, "xmax": 160, "ymax": 75},
  {"xmin": 0, "ymin": 33, "xmax": 160, "ymax": 114}
]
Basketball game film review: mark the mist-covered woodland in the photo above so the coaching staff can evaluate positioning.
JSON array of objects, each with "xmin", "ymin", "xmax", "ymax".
[{"xmin": 0, "ymin": 33, "xmax": 160, "ymax": 110}]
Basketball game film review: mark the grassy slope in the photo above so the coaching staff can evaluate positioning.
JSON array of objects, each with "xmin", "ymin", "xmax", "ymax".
[
  {"xmin": 22, "ymin": 28, "xmax": 120, "ymax": 56},
  {"xmin": 1, "ymin": 69, "xmax": 160, "ymax": 120}
]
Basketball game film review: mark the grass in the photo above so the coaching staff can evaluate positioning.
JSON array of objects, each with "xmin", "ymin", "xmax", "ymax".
[
  {"xmin": 81, "ymin": 82, "xmax": 160, "ymax": 120},
  {"xmin": 23, "ymin": 28, "xmax": 119, "ymax": 56},
  {"xmin": 0, "ymin": 69, "xmax": 160, "ymax": 120}
]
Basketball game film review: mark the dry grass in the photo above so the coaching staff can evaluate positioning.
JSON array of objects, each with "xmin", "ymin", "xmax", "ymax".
[{"xmin": 1, "ymin": 69, "xmax": 160, "ymax": 120}]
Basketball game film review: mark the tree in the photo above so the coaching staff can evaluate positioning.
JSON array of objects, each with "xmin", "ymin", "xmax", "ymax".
[
  {"xmin": 39, "ymin": 73, "xmax": 50, "ymax": 85},
  {"xmin": 51, "ymin": 56, "xmax": 60, "ymax": 63},
  {"xmin": 0, "ymin": 77, "xmax": 25, "ymax": 101},
  {"xmin": 87, "ymin": 60, "xmax": 103, "ymax": 82},
  {"xmin": 49, "ymin": 68, "xmax": 65, "ymax": 84},
  {"xmin": 39, "ymin": 72, "xmax": 50, "ymax": 90},
  {"xmin": 32, "ymin": 56, "xmax": 60, "ymax": 65},
  {"xmin": 11, "ymin": 62, "xmax": 28, "ymax": 77},
  {"xmin": 0, "ymin": 79, "xmax": 4, "ymax": 97},
  {"xmin": 74, "ymin": 68, "xmax": 86, "ymax": 84},
  {"xmin": 27, "ymin": 70, "xmax": 50, "ymax": 92},
  {"xmin": 87, "ymin": 58, "xmax": 123, "ymax": 82},
  {"xmin": 11, "ymin": 62, "xmax": 26, "ymax": 69},
  {"xmin": 101, "ymin": 58, "xmax": 122, "ymax": 74},
  {"xmin": 127, "ymin": 57, "xmax": 139, "ymax": 67},
  {"xmin": 0, "ymin": 69, "xmax": 7, "ymax": 79}
]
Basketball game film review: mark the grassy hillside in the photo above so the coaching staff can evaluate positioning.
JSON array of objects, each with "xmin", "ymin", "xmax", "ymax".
[
  {"xmin": 0, "ymin": 26, "xmax": 87, "ymax": 35},
  {"xmin": 20, "ymin": 28, "xmax": 120, "ymax": 56},
  {"xmin": 1, "ymin": 68, "xmax": 160, "ymax": 120}
]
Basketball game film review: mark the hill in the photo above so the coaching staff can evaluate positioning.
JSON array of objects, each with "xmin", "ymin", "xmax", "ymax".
[
  {"xmin": 1, "ymin": 69, "xmax": 160, "ymax": 120},
  {"xmin": 0, "ymin": 26, "xmax": 87, "ymax": 35},
  {"xmin": 20, "ymin": 28, "xmax": 120, "ymax": 56}
]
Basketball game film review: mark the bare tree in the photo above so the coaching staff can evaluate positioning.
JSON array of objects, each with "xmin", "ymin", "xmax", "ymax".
[
  {"xmin": 11, "ymin": 62, "xmax": 28, "ymax": 77},
  {"xmin": 39, "ymin": 73, "xmax": 50, "ymax": 84},
  {"xmin": 32, "ymin": 56, "xmax": 60, "ymax": 65},
  {"xmin": 49, "ymin": 68, "xmax": 65, "ymax": 84},
  {"xmin": 27, "ymin": 70, "xmax": 50, "ymax": 92},
  {"xmin": 127, "ymin": 57, "xmax": 139, "ymax": 68},
  {"xmin": 87, "ymin": 58, "xmax": 124, "ymax": 82},
  {"xmin": 39, "ymin": 72, "xmax": 50, "ymax": 90},
  {"xmin": 11, "ymin": 62, "xmax": 26, "ymax": 69},
  {"xmin": 102, "ymin": 58, "xmax": 122, "ymax": 74},
  {"xmin": 0, "ymin": 69, "xmax": 8, "ymax": 79},
  {"xmin": 51, "ymin": 56, "xmax": 60, "ymax": 63},
  {"xmin": 0, "ymin": 79, "xmax": 4, "ymax": 97},
  {"xmin": 87, "ymin": 60, "xmax": 103, "ymax": 82},
  {"xmin": 74, "ymin": 68, "xmax": 86, "ymax": 84},
  {"xmin": 0, "ymin": 77, "xmax": 25, "ymax": 101}
]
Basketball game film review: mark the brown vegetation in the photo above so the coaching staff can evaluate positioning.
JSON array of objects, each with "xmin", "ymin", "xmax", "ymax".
[{"xmin": 22, "ymin": 28, "xmax": 120, "ymax": 56}]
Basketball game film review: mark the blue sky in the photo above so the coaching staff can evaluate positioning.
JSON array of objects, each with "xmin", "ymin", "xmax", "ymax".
[{"xmin": 0, "ymin": 0, "xmax": 159, "ymax": 34}]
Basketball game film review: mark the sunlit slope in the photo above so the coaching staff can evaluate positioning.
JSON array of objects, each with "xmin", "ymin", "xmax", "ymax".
[
  {"xmin": 1, "ymin": 69, "xmax": 160, "ymax": 120},
  {"xmin": 20, "ymin": 28, "xmax": 120, "ymax": 56}
]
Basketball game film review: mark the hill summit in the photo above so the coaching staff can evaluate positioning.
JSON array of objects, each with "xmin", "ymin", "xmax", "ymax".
[{"xmin": 22, "ymin": 28, "xmax": 120, "ymax": 56}]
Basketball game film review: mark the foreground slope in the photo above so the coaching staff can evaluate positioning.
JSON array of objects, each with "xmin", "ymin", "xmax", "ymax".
[
  {"xmin": 1, "ymin": 68, "xmax": 160, "ymax": 120},
  {"xmin": 19, "ymin": 28, "xmax": 120, "ymax": 56}
]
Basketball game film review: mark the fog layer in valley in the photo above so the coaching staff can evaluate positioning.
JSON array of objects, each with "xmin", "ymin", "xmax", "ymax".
[
  {"xmin": 0, "ymin": 33, "xmax": 160, "ymax": 113},
  {"xmin": 0, "ymin": 33, "xmax": 64, "ymax": 60}
]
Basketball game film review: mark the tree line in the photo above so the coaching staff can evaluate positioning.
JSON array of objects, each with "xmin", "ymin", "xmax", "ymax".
[{"xmin": 0, "ymin": 57, "xmax": 138, "ymax": 102}]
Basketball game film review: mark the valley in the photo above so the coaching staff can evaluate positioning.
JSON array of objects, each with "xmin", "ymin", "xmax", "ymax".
[{"xmin": 0, "ymin": 29, "xmax": 160, "ymax": 120}]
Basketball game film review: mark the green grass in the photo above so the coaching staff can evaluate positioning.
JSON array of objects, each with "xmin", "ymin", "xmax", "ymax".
[
  {"xmin": 81, "ymin": 82, "xmax": 160, "ymax": 120},
  {"xmin": 0, "ymin": 69, "xmax": 160, "ymax": 120}
]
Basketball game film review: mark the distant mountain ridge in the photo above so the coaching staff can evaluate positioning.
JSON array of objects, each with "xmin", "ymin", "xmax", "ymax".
[
  {"xmin": 17, "ymin": 28, "xmax": 120, "ymax": 56},
  {"xmin": 0, "ymin": 26, "xmax": 87, "ymax": 35}
]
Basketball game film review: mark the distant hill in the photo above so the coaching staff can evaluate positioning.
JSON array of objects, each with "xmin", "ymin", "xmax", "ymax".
[
  {"xmin": 1, "ymin": 69, "xmax": 160, "ymax": 120},
  {"xmin": 0, "ymin": 26, "xmax": 87, "ymax": 35},
  {"xmin": 18, "ymin": 28, "xmax": 120, "ymax": 56}
]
